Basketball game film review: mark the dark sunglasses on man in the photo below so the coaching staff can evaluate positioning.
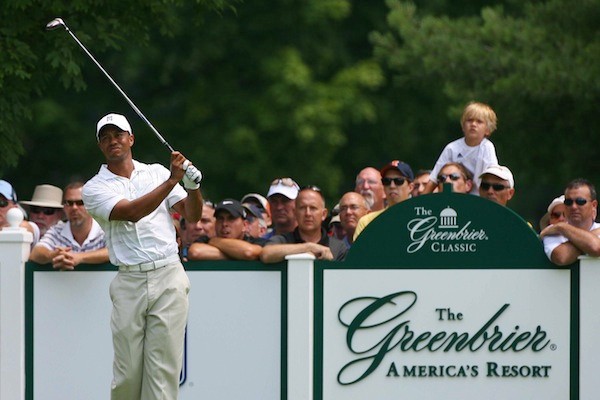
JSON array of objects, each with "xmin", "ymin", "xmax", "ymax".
[
  {"xmin": 29, "ymin": 206, "xmax": 60, "ymax": 215},
  {"xmin": 437, "ymin": 173, "xmax": 463, "ymax": 183},
  {"xmin": 381, "ymin": 177, "xmax": 406, "ymax": 186},
  {"xmin": 64, "ymin": 200, "xmax": 85, "ymax": 207},
  {"xmin": 564, "ymin": 197, "xmax": 589, "ymax": 206},
  {"xmin": 480, "ymin": 181, "xmax": 509, "ymax": 191}
]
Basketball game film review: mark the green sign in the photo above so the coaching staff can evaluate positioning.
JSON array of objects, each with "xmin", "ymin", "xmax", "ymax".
[{"xmin": 345, "ymin": 191, "xmax": 554, "ymax": 268}]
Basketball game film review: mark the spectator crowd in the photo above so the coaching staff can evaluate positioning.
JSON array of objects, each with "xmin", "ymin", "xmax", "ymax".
[{"xmin": 2, "ymin": 101, "xmax": 599, "ymax": 267}]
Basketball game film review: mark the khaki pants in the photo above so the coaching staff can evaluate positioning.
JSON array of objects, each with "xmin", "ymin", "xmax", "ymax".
[{"xmin": 109, "ymin": 261, "xmax": 190, "ymax": 400}]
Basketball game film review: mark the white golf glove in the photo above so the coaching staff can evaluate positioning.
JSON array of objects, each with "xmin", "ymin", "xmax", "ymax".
[{"xmin": 182, "ymin": 160, "xmax": 202, "ymax": 190}]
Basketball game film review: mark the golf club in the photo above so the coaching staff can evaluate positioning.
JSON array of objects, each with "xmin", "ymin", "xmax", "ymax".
[{"xmin": 45, "ymin": 17, "xmax": 202, "ymax": 184}]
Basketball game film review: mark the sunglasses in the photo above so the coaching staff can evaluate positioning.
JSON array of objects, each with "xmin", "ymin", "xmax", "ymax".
[
  {"xmin": 0, "ymin": 199, "xmax": 9, "ymax": 208},
  {"xmin": 564, "ymin": 197, "xmax": 589, "ymax": 206},
  {"xmin": 301, "ymin": 185, "xmax": 322, "ymax": 192},
  {"xmin": 480, "ymin": 181, "xmax": 508, "ymax": 191},
  {"xmin": 437, "ymin": 172, "xmax": 463, "ymax": 182},
  {"xmin": 382, "ymin": 177, "xmax": 406, "ymax": 186},
  {"xmin": 30, "ymin": 206, "xmax": 59, "ymax": 215},
  {"xmin": 550, "ymin": 211, "xmax": 565, "ymax": 219},
  {"xmin": 271, "ymin": 177, "xmax": 300, "ymax": 189},
  {"xmin": 64, "ymin": 200, "xmax": 84, "ymax": 207}
]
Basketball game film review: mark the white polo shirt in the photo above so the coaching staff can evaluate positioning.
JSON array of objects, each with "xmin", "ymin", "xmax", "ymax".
[
  {"xmin": 82, "ymin": 160, "xmax": 186, "ymax": 266},
  {"xmin": 430, "ymin": 137, "xmax": 498, "ymax": 195},
  {"xmin": 543, "ymin": 221, "xmax": 600, "ymax": 259}
]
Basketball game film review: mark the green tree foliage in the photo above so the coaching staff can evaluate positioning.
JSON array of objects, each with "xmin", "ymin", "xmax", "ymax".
[
  {"xmin": 371, "ymin": 0, "xmax": 600, "ymax": 218},
  {"xmin": 2, "ymin": 0, "xmax": 599, "ymax": 225},
  {"xmin": 0, "ymin": 0, "xmax": 237, "ymax": 188},
  {"xmin": 3, "ymin": 0, "xmax": 385, "ymax": 206}
]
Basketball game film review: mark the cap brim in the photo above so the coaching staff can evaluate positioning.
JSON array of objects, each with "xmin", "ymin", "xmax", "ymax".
[
  {"xmin": 267, "ymin": 185, "xmax": 298, "ymax": 200},
  {"xmin": 20, "ymin": 200, "xmax": 63, "ymax": 208}
]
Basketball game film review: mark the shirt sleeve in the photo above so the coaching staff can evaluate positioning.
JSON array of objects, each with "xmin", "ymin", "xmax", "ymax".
[
  {"xmin": 542, "ymin": 234, "xmax": 569, "ymax": 260},
  {"xmin": 266, "ymin": 234, "xmax": 289, "ymax": 245},
  {"xmin": 82, "ymin": 178, "xmax": 123, "ymax": 222},
  {"xmin": 430, "ymin": 143, "xmax": 454, "ymax": 184},
  {"xmin": 36, "ymin": 223, "xmax": 63, "ymax": 250},
  {"xmin": 481, "ymin": 139, "xmax": 499, "ymax": 169}
]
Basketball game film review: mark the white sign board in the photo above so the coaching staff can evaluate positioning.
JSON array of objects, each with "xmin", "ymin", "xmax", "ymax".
[
  {"xmin": 32, "ymin": 268, "xmax": 282, "ymax": 400},
  {"xmin": 319, "ymin": 268, "xmax": 571, "ymax": 400}
]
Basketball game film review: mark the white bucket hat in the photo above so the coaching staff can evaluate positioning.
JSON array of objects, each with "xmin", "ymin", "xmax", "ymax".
[{"xmin": 19, "ymin": 184, "xmax": 64, "ymax": 209}]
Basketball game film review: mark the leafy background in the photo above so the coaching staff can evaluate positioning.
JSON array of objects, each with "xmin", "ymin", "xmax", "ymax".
[{"xmin": 1, "ymin": 0, "xmax": 599, "ymax": 229}]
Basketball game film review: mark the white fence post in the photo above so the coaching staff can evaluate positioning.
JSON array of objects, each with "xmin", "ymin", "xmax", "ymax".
[
  {"xmin": 0, "ymin": 209, "xmax": 32, "ymax": 400},
  {"xmin": 286, "ymin": 253, "xmax": 315, "ymax": 400},
  {"xmin": 578, "ymin": 255, "xmax": 600, "ymax": 399}
]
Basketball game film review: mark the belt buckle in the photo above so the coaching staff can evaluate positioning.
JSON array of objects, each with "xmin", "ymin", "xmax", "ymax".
[{"xmin": 142, "ymin": 261, "xmax": 155, "ymax": 271}]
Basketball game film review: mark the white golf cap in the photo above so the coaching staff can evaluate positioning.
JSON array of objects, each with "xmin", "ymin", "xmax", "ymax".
[
  {"xmin": 267, "ymin": 178, "xmax": 300, "ymax": 200},
  {"xmin": 547, "ymin": 195, "xmax": 565, "ymax": 213},
  {"xmin": 479, "ymin": 165, "xmax": 514, "ymax": 188},
  {"xmin": 241, "ymin": 193, "xmax": 268, "ymax": 210},
  {"xmin": 96, "ymin": 113, "xmax": 132, "ymax": 141}
]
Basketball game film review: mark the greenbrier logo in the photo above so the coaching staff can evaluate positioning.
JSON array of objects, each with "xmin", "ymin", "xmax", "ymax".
[
  {"xmin": 406, "ymin": 206, "xmax": 488, "ymax": 253},
  {"xmin": 336, "ymin": 291, "xmax": 552, "ymax": 385}
]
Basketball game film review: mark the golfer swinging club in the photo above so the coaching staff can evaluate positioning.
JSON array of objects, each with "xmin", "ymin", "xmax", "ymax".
[{"xmin": 82, "ymin": 113, "xmax": 202, "ymax": 399}]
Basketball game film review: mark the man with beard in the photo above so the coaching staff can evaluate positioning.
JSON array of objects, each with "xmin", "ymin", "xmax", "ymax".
[
  {"xmin": 541, "ymin": 178, "xmax": 600, "ymax": 265},
  {"xmin": 353, "ymin": 160, "xmax": 414, "ymax": 241},
  {"xmin": 355, "ymin": 167, "xmax": 386, "ymax": 211},
  {"xmin": 187, "ymin": 199, "xmax": 266, "ymax": 260},
  {"xmin": 20, "ymin": 184, "xmax": 65, "ymax": 237},
  {"xmin": 337, "ymin": 192, "xmax": 370, "ymax": 249},
  {"xmin": 29, "ymin": 181, "xmax": 108, "ymax": 269}
]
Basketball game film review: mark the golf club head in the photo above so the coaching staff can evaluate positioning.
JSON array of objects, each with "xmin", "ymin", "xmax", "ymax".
[{"xmin": 45, "ymin": 18, "xmax": 66, "ymax": 31}]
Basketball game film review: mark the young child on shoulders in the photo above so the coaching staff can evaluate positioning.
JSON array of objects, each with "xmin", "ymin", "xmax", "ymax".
[{"xmin": 423, "ymin": 101, "xmax": 499, "ymax": 195}]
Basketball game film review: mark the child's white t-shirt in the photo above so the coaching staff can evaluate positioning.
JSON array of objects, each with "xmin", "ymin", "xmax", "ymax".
[{"xmin": 429, "ymin": 137, "xmax": 498, "ymax": 195}]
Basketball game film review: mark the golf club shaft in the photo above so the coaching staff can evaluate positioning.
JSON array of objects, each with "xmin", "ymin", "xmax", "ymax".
[{"xmin": 50, "ymin": 19, "xmax": 174, "ymax": 152}]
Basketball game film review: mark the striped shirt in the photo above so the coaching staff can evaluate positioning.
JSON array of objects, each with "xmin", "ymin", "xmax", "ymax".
[
  {"xmin": 35, "ymin": 220, "xmax": 106, "ymax": 252},
  {"xmin": 82, "ymin": 160, "xmax": 187, "ymax": 266}
]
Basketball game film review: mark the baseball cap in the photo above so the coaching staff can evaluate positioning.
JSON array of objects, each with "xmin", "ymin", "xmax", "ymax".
[
  {"xmin": 96, "ymin": 113, "xmax": 132, "ymax": 141},
  {"xmin": 241, "ymin": 193, "xmax": 268, "ymax": 211},
  {"xmin": 0, "ymin": 180, "xmax": 17, "ymax": 202},
  {"xmin": 547, "ymin": 195, "xmax": 565, "ymax": 213},
  {"xmin": 479, "ymin": 165, "xmax": 514, "ymax": 189},
  {"xmin": 243, "ymin": 203, "xmax": 264, "ymax": 220},
  {"xmin": 215, "ymin": 199, "xmax": 246, "ymax": 219},
  {"xmin": 267, "ymin": 178, "xmax": 300, "ymax": 200},
  {"xmin": 380, "ymin": 160, "xmax": 414, "ymax": 181},
  {"xmin": 19, "ymin": 184, "xmax": 63, "ymax": 208}
]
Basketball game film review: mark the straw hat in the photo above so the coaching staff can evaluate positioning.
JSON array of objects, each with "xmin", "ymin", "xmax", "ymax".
[{"xmin": 20, "ymin": 184, "xmax": 63, "ymax": 208}]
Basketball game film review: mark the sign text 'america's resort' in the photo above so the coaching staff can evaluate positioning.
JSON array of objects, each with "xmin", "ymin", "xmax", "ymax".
[{"xmin": 336, "ymin": 291, "xmax": 554, "ymax": 385}]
